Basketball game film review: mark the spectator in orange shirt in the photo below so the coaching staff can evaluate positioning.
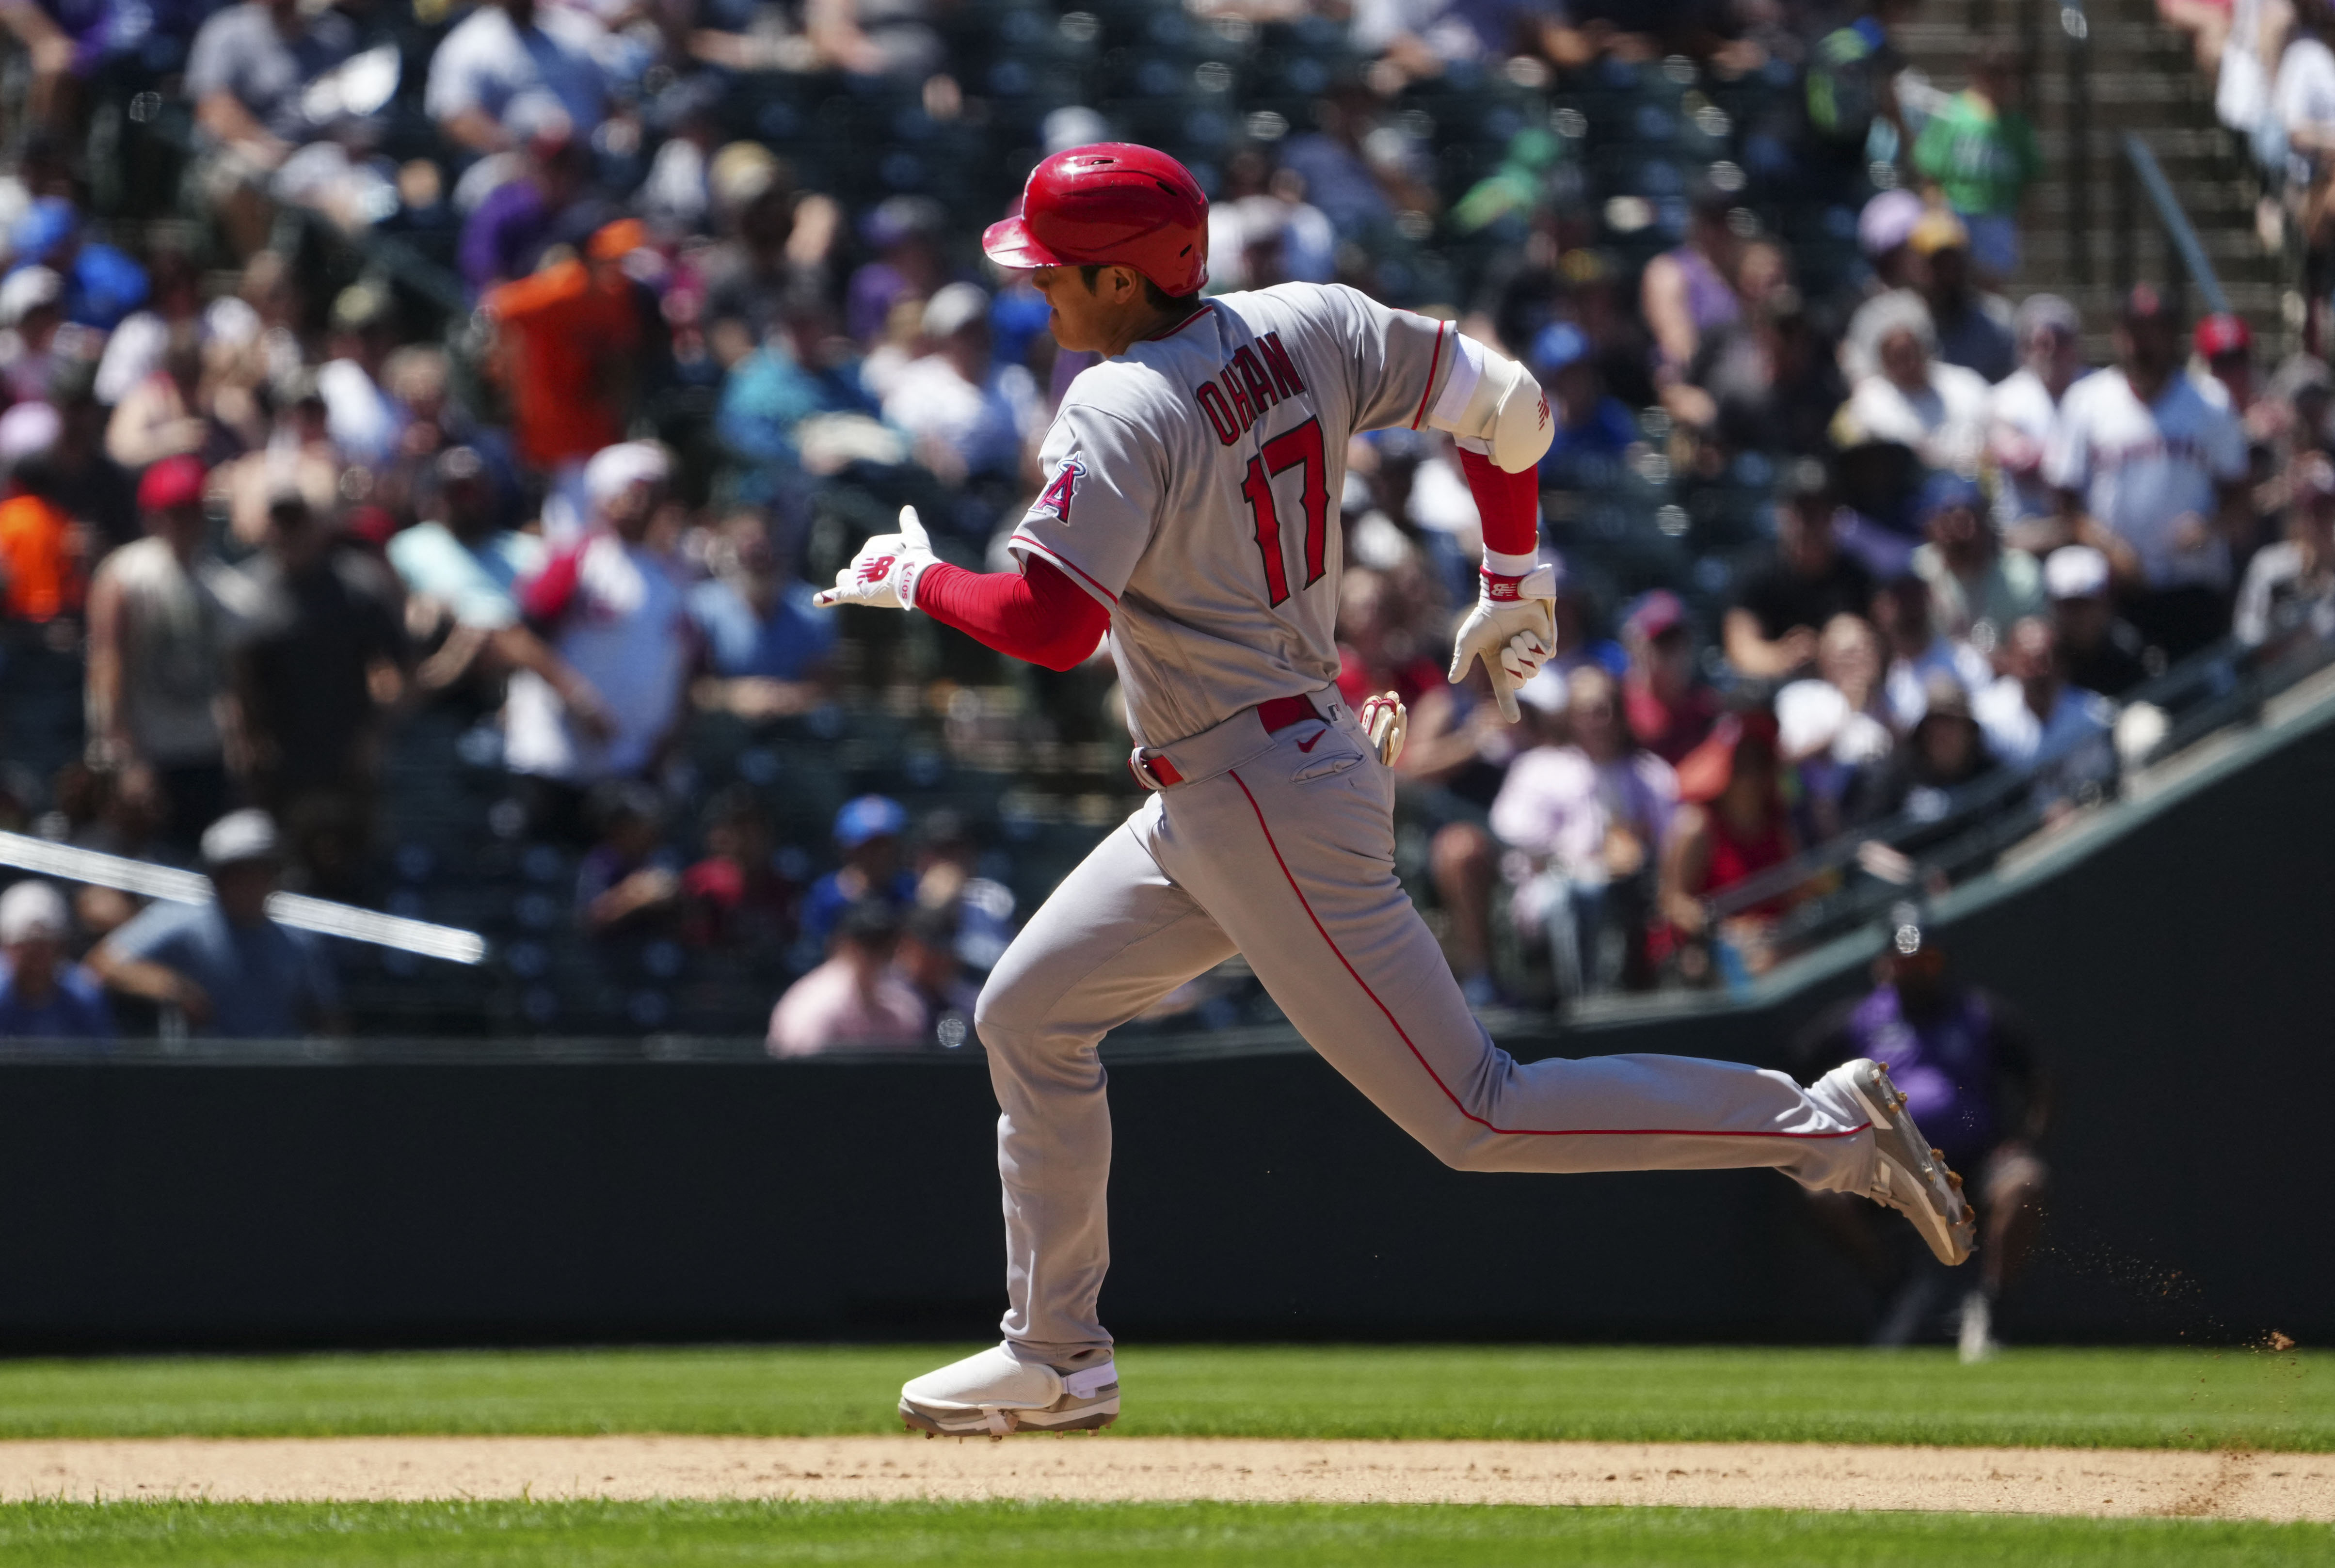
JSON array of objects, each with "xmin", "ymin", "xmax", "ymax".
[
  {"xmin": 482, "ymin": 219, "xmax": 647, "ymax": 539},
  {"xmin": 0, "ymin": 402, "xmax": 83, "ymax": 624}
]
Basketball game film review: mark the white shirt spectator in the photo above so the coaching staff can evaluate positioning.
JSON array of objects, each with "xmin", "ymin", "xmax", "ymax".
[
  {"xmin": 767, "ymin": 956, "xmax": 927, "ymax": 1056},
  {"xmin": 315, "ymin": 358, "xmax": 403, "ymax": 466},
  {"xmin": 1844, "ymin": 363, "xmax": 1993, "ymax": 474},
  {"xmin": 1489, "ymin": 746, "xmax": 1677, "ymax": 888},
  {"xmin": 2276, "ymin": 33, "xmax": 2335, "ymax": 177},
  {"xmin": 2219, "ymin": 0, "xmax": 2275, "ymax": 136},
  {"xmin": 504, "ymin": 530, "xmax": 693, "ymax": 781},
  {"xmin": 1988, "ymin": 364, "xmax": 2077, "ymax": 528},
  {"xmin": 2042, "ymin": 368, "xmax": 2247, "ymax": 591},
  {"xmin": 1973, "ymin": 672, "xmax": 2114, "ymax": 773},
  {"xmin": 1883, "ymin": 635, "xmax": 1994, "ymax": 729},
  {"xmin": 881, "ymin": 356, "xmax": 1039, "ymax": 481},
  {"xmin": 424, "ymin": 2, "xmax": 611, "ymax": 144}
]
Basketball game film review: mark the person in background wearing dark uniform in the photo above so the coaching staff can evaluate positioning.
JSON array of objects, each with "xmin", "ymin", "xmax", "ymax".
[{"xmin": 1794, "ymin": 908, "xmax": 2049, "ymax": 1359}]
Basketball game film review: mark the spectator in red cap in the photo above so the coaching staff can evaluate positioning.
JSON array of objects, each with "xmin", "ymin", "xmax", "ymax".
[
  {"xmin": 1619, "ymin": 589, "xmax": 1720, "ymax": 764},
  {"xmin": 2195, "ymin": 312, "xmax": 2256, "ymax": 414},
  {"xmin": 84, "ymin": 456, "xmax": 238, "ymax": 853}
]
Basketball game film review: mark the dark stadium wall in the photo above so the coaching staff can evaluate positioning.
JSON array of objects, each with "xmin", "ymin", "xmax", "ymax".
[{"xmin": 1, "ymin": 716, "xmax": 2330, "ymax": 1350}]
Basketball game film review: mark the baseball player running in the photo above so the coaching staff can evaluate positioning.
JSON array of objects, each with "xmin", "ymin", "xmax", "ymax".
[{"xmin": 816, "ymin": 145, "xmax": 1974, "ymax": 1438}]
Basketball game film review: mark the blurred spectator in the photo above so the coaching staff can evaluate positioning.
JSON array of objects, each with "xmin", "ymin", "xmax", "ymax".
[
  {"xmin": 8, "ymin": 196, "xmax": 147, "ymax": 330},
  {"xmin": 1845, "ymin": 671, "xmax": 2001, "ymax": 827},
  {"xmin": 104, "ymin": 323, "xmax": 212, "ymax": 471},
  {"xmin": 47, "ymin": 359, "xmax": 137, "ymax": 555},
  {"xmin": 1724, "ymin": 467, "xmax": 1876, "ymax": 679},
  {"xmin": 912, "ymin": 809, "xmax": 1015, "ymax": 973},
  {"xmin": 680, "ymin": 785, "xmax": 797, "ymax": 952},
  {"xmin": 0, "ymin": 402, "xmax": 81, "ymax": 626},
  {"xmin": 1987, "ymin": 294, "xmax": 2087, "ymax": 531},
  {"xmin": 226, "ymin": 493, "xmax": 408, "ymax": 893},
  {"xmin": 800, "ymin": 793, "xmax": 914, "ymax": 957},
  {"xmin": 1655, "ymin": 711, "xmax": 1801, "ymax": 983},
  {"xmin": 88, "ymin": 810, "xmax": 343, "ymax": 1037},
  {"xmin": 1619, "ymin": 589, "xmax": 1719, "ymax": 765},
  {"xmin": 575, "ymin": 780, "xmax": 682, "ymax": 940},
  {"xmin": 2194, "ymin": 312, "xmax": 2258, "ymax": 415},
  {"xmin": 881, "ymin": 283, "xmax": 1040, "ymax": 489},
  {"xmin": 1695, "ymin": 286, "xmax": 1849, "ymax": 461},
  {"xmin": 216, "ymin": 373, "xmax": 341, "ymax": 549},
  {"xmin": 1484, "ymin": 665, "xmax": 1677, "ymax": 999},
  {"xmin": 2034, "ymin": 286, "xmax": 2248, "ymax": 662},
  {"xmin": 458, "ymin": 108, "xmax": 602, "ymax": 296},
  {"xmin": 1775, "ymin": 613, "xmax": 1897, "ymax": 840},
  {"xmin": 1972, "ymin": 616, "xmax": 2117, "ymax": 804},
  {"xmin": 1531, "ymin": 323, "xmax": 1635, "ymax": 471},
  {"xmin": 312, "ymin": 285, "xmax": 406, "ymax": 469},
  {"xmin": 1912, "ymin": 40, "xmax": 2041, "ymax": 283},
  {"xmin": 482, "ymin": 220, "xmax": 649, "ymax": 506},
  {"xmin": 1643, "ymin": 187, "xmax": 1745, "ymax": 392},
  {"xmin": 767, "ymin": 898, "xmax": 925, "ymax": 1056},
  {"xmin": 0, "ymin": 268, "xmax": 68, "ymax": 406},
  {"xmin": 83, "ymin": 457, "xmax": 236, "ymax": 853},
  {"xmin": 424, "ymin": 0, "xmax": 611, "ymax": 156},
  {"xmin": 505, "ymin": 442, "xmax": 693, "ymax": 809},
  {"xmin": 1836, "ymin": 291, "xmax": 1992, "ymax": 474},
  {"xmin": 847, "ymin": 195, "xmax": 949, "ymax": 346},
  {"xmin": 2046, "ymin": 545, "xmax": 2151, "ymax": 697},
  {"xmin": 1795, "ymin": 912, "xmax": 2049, "ymax": 1355},
  {"xmin": 1872, "ymin": 571, "xmax": 1991, "ymax": 729},
  {"xmin": 896, "ymin": 902, "xmax": 976, "ymax": 1047},
  {"xmin": 1911, "ymin": 471, "xmax": 2044, "ymax": 649},
  {"xmin": 1911, "ymin": 211, "xmax": 2015, "ymax": 384},
  {"xmin": 689, "ymin": 509, "xmax": 835, "ymax": 720},
  {"xmin": 388, "ymin": 445, "xmax": 550, "ymax": 692},
  {"xmin": 0, "ymin": 880, "xmax": 112, "ymax": 1043},
  {"xmin": 185, "ymin": 0, "xmax": 359, "ymax": 251},
  {"xmin": 2236, "ymin": 450, "xmax": 2335, "ymax": 652}
]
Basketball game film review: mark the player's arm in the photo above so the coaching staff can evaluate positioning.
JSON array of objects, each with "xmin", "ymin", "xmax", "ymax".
[
  {"xmin": 1418, "ymin": 329, "xmax": 1560, "ymax": 721},
  {"xmin": 814, "ymin": 506, "xmax": 1110, "ymax": 672}
]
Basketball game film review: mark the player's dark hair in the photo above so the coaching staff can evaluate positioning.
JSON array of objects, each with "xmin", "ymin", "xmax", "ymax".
[{"xmin": 1079, "ymin": 264, "xmax": 1176, "ymax": 308}]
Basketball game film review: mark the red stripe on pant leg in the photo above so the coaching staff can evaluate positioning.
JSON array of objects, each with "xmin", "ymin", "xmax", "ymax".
[{"xmin": 1224, "ymin": 770, "xmax": 1869, "ymax": 1141}]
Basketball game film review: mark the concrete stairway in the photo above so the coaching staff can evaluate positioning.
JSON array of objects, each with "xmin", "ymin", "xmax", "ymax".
[{"xmin": 1896, "ymin": 0, "xmax": 2293, "ymax": 355}]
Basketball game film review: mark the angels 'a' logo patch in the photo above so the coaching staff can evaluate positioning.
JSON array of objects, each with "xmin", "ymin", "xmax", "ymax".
[{"xmin": 1034, "ymin": 458, "xmax": 1085, "ymax": 523}]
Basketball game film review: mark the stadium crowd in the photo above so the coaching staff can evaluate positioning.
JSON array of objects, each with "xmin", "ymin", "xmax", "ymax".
[{"xmin": 0, "ymin": 0, "xmax": 2329, "ymax": 1045}]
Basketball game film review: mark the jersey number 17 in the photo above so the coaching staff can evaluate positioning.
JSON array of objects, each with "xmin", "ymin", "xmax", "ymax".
[{"xmin": 1240, "ymin": 417, "xmax": 1329, "ymax": 608}]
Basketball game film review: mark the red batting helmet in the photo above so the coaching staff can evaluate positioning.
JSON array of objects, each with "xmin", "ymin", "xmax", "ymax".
[{"xmin": 982, "ymin": 143, "xmax": 1209, "ymax": 298}]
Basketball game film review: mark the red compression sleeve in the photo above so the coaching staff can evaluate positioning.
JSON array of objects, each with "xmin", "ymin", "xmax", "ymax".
[
  {"xmin": 1457, "ymin": 447, "xmax": 1542, "ymax": 561},
  {"xmin": 916, "ymin": 557, "xmax": 1110, "ymax": 672}
]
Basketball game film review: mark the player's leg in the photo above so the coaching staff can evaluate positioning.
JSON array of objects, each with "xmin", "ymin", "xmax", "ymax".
[
  {"xmin": 1153, "ymin": 726, "xmax": 1875, "ymax": 1191},
  {"xmin": 900, "ymin": 800, "xmax": 1235, "ymax": 1435}
]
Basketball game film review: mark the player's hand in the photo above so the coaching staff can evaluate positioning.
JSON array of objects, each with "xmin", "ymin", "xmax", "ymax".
[
  {"xmin": 814, "ymin": 506, "xmax": 936, "ymax": 611},
  {"xmin": 1448, "ymin": 563, "xmax": 1557, "ymax": 723},
  {"xmin": 1359, "ymin": 691, "xmax": 1407, "ymax": 768}
]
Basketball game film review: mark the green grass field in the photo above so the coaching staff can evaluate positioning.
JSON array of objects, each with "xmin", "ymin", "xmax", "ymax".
[
  {"xmin": 2, "ymin": 1499, "xmax": 2330, "ymax": 1568},
  {"xmin": 0, "ymin": 1344, "xmax": 2319, "ymax": 1451},
  {"xmin": 1, "ymin": 1346, "xmax": 2325, "ymax": 1565}
]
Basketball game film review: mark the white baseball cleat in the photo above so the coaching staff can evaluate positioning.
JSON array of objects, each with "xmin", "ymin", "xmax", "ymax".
[
  {"xmin": 1822, "ymin": 1058, "xmax": 1977, "ymax": 1267},
  {"xmin": 899, "ymin": 1344, "xmax": 1120, "ymax": 1437}
]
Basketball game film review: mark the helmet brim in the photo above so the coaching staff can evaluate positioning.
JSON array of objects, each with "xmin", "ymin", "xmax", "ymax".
[{"xmin": 981, "ymin": 216, "xmax": 1065, "ymax": 271}]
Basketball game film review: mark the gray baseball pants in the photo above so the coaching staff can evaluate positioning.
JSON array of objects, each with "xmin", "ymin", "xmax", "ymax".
[{"xmin": 976, "ymin": 692, "xmax": 1879, "ymax": 1363}]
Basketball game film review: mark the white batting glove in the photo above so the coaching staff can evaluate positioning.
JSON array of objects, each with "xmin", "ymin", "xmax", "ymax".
[
  {"xmin": 813, "ymin": 506, "xmax": 935, "ymax": 611},
  {"xmin": 1359, "ymin": 691, "xmax": 1408, "ymax": 768},
  {"xmin": 1448, "ymin": 562, "xmax": 1557, "ymax": 723}
]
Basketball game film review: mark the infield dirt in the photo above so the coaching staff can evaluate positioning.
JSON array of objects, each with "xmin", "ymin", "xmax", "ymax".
[{"xmin": 0, "ymin": 1436, "xmax": 2328, "ymax": 1521}]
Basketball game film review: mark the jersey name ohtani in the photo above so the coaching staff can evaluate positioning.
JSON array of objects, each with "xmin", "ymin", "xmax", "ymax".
[{"xmin": 1191, "ymin": 332, "xmax": 1309, "ymax": 444}]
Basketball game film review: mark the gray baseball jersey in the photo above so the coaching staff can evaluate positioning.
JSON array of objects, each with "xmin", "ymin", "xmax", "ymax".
[
  {"xmin": 972, "ymin": 284, "xmax": 1886, "ymax": 1366},
  {"xmin": 1009, "ymin": 284, "xmax": 1461, "ymax": 747}
]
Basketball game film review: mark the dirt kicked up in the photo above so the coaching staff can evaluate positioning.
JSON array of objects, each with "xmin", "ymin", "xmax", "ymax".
[{"xmin": 0, "ymin": 1436, "xmax": 2328, "ymax": 1521}]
